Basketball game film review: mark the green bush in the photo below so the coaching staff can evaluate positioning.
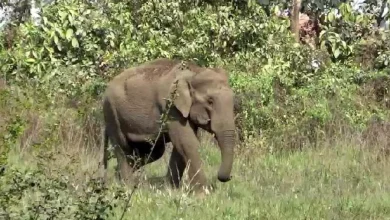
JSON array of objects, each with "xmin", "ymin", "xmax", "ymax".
[
  {"xmin": 0, "ymin": 166, "xmax": 131, "ymax": 219},
  {"xmin": 1, "ymin": 0, "xmax": 390, "ymax": 146}
]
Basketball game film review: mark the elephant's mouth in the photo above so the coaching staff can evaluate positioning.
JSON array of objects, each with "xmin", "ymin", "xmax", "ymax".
[
  {"xmin": 192, "ymin": 115, "xmax": 212, "ymax": 132},
  {"xmin": 197, "ymin": 120, "xmax": 212, "ymax": 133}
]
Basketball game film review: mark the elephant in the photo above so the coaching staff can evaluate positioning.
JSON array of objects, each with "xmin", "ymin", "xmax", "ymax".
[{"xmin": 101, "ymin": 58, "xmax": 236, "ymax": 193}]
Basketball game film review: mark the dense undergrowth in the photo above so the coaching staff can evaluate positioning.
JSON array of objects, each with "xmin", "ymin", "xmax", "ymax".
[{"xmin": 1, "ymin": 0, "xmax": 390, "ymax": 218}]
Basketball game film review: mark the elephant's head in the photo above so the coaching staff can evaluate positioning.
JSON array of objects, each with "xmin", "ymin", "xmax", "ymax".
[{"xmin": 170, "ymin": 66, "xmax": 236, "ymax": 183}]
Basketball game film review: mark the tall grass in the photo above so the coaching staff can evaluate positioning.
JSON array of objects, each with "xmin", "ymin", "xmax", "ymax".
[{"xmin": 1, "ymin": 88, "xmax": 390, "ymax": 219}]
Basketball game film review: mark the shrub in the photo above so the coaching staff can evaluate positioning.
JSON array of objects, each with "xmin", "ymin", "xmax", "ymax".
[
  {"xmin": 0, "ymin": 166, "xmax": 131, "ymax": 219},
  {"xmin": 0, "ymin": 0, "xmax": 390, "ymax": 148}
]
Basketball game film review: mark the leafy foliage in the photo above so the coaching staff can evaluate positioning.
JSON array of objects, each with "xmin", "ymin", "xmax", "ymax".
[
  {"xmin": 1, "ymin": 0, "xmax": 390, "ymax": 144},
  {"xmin": 0, "ymin": 166, "xmax": 131, "ymax": 219}
]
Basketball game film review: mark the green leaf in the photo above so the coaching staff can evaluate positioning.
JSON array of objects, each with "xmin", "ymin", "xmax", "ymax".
[
  {"xmin": 58, "ymin": 11, "xmax": 67, "ymax": 21},
  {"xmin": 32, "ymin": 51, "xmax": 38, "ymax": 58},
  {"xmin": 327, "ymin": 12, "xmax": 335, "ymax": 23},
  {"xmin": 66, "ymin": 29, "xmax": 74, "ymax": 41},
  {"xmin": 341, "ymin": 41, "xmax": 347, "ymax": 49},
  {"xmin": 42, "ymin": 16, "xmax": 48, "ymax": 25},
  {"xmin": 345, "ymin": 3, "xmax": 352, "ymax": 13},
  {"xmin": 320, "ymin": 41, "xmax": 327, "ymax": 50},
  {"xmin": 333, "ymin": 48, "xmax": 341, "ymax": 59},
  {"xmin": 356, "ymin": 15, "xmax": 363, "ymax": 23},
  {"xmin": 273, "ymin": 5, "xmax": 280, "ymax": 15},
  {"xmin": 71, "ymin": 38, "xmax": 79, "ymax": 48},
  {"xmin": 68, "ymin": 14, "xmax": 74, "ymax": 24},
  {"xmin": 26, "ymin": 58, "xmax": 35, "ymax": 63},
  {"xmin": 54, "ymin": 35, "xmax": 59, "ymax": 45},
  {"xmin": 55, "ymin": 27, "xmax": 65, "ymax": 39}
]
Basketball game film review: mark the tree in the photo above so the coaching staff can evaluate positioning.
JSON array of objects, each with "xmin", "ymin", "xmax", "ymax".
[{"xmin": 291, "ymin": 0, "xmax": 302, "ymax": 42}]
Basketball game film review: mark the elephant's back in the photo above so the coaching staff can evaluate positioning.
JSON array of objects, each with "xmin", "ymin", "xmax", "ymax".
[{"xmin": 105, "ymin": 70, "xmax": 162, "ymax": 130}]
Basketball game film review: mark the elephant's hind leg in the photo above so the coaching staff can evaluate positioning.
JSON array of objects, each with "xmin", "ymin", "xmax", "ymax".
[{"xmin": 107, "ymin": 131, "xmax": 137, "ymax": 185}]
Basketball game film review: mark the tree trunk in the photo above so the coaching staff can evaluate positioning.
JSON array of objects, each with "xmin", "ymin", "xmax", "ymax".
[
  {"xmin": 377, "ymin": 1, "xmax": 388, "ymax": 27},
  {"xmin": 290, "ymin": 0, "xmax": 302, "ymax": 42}
]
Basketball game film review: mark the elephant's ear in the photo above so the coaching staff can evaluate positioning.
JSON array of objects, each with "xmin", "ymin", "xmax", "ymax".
[{"xmin": 170, "ymin": 70, "xmax": 195, "ymax": 118}]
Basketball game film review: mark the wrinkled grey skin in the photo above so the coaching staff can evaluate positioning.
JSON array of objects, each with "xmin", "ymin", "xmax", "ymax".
[{"xmin": 101, "ymin": 58, "xmax": 236, "ymax": 192}]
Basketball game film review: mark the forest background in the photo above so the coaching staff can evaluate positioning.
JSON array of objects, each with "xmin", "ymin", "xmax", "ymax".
[{"xmin": 1, "ymin": 0, "xmax": 390, "ymax": 219}]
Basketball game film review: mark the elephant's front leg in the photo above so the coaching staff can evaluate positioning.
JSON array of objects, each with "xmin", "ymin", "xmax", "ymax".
[
  {"xmin": 166, "ymin": 147, "xmax": 186, "ymax": 188},
  {"xmin": 167, "ymin": 118, "xmax": 208, "ymax": 192}
]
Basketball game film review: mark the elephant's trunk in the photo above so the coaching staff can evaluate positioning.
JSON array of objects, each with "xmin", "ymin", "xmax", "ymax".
[
  {"xmin": 210, "ymin": 88, "xmax": 236, "ymax": 182},
  {"xmin": 215, "ymin": 129, "xmax": 236, "ymax": 182}
]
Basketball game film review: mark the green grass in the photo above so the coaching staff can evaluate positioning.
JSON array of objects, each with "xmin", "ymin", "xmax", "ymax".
[
  {"xmin": 1, "ymin": 88, "xmax": 390, "ymax": 219},
  {"xmin": 129, "ymin": 139, "xmax": 390, "ymax": 220},
  {"xmin": 3, "ymin": 130, "xmax": 390, "ymax": 219}
]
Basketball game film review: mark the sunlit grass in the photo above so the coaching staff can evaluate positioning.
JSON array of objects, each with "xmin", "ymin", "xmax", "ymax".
[
  {"xmin": 117, "ymin": 137, "xmax": 390, "ymax": 219},
  {"xmin": 5, "ymin": 127, "xmax": 390, "ymax": 219}
]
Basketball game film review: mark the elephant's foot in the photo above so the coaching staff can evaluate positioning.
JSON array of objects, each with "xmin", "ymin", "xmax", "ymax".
[
  {"xmin": 187, "ymin": 169, "xmax": 209, "ymax": 189},
  {"xmin": 194, "ymin": 189, "xmax": 210, "ymax": 199},
  {"xmin": 165, "ymin": 172, "xmax": 212, "ymax": 192},
  {"xmin": 116, "ymin": 171, "xmax": 138, "ymax": 186},
  {"xmin": 114, "ymin": 164, "xmax": 139, "ymax": 187},
  {"xmin": 190, "ymin": 183, "xmax": 215, "ymax": 198}
]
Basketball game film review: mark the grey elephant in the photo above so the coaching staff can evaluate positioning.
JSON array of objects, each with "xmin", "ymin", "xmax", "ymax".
[{"xmin": 101, "ymin": 58, "xmax": 236, "ymax": 193}]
